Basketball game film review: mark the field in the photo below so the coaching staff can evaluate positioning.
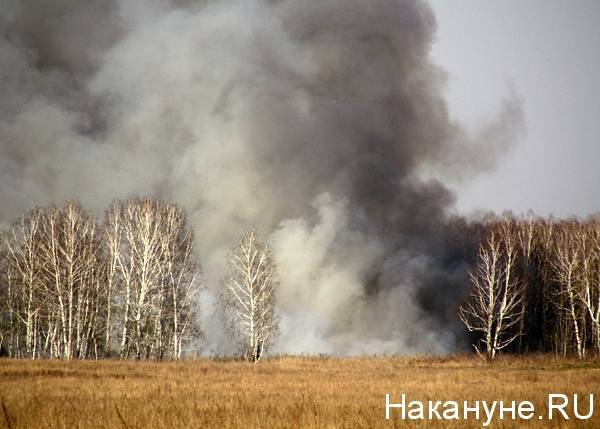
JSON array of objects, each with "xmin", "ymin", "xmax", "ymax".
[{"xmin": 0, "ymin": 355, "xmax": 599, "ymax": 428}]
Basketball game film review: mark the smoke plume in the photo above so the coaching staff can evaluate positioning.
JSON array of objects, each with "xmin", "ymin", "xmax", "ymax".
[{"xmin": 0, "ymin": 0, "xmax": 524, "ymax": 355}]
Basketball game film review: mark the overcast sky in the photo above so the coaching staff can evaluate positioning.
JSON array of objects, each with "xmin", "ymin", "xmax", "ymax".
[{"xmin": 429, "ymin": 1, "xmax": 600, "ymax": 217}]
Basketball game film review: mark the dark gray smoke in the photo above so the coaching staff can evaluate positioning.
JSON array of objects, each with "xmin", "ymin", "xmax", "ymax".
[{"xmin": 0, "ymin": 0, "xmax": 524, "ymax": 354}]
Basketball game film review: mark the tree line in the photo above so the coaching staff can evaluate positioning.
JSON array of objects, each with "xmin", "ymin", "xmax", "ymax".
[
  {"xmin": 460, "ymin": 214, "xmax": 600, "ymax": 360},
  {"xmin": 2, "ymin": 198, "xmax": 599, "ymax": 362},
  {"xmin": 0, "ymin": 198, "xmax": 279, "ymax": 362}
]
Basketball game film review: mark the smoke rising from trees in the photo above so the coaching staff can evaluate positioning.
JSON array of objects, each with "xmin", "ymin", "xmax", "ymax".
[{"xmin": 0, "ymin": 0, "xmax": 524, "ymax": 355}]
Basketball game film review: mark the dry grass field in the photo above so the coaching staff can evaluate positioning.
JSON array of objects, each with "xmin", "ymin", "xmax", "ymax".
[{"xmin": 0, "ymin": 355, "xmax": 599, "ymax": 428}]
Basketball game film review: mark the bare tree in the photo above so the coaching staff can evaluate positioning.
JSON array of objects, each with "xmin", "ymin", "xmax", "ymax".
[
  {"xmin": 537, "ymin": 217, "xmax": 561, "ymax": 354},
  {"xmin": 159, "ymin": 204, "xmax": 202, "ymax": 359},
  {"xmin": 515, "ymin": 213, "xmax": 536, "ymax": 352},
  {"xmin": 0, "ymin": 197, "xmax": 202, "ymax": 360},
  {"xmin": 220, "ymin": 230, "xmax": 280, "ymax": 363},
  {"xmin": 35, "ymin": 201, "xmax": 102, "ymax": 359},
  {"xmin": 459, "ymin": 227, "xmax": 525, "ymax": 361},
  {"xmin": 580, "ymin": 219, "xmax": 600, "ymax": 354},
  {"xmin": 495, "ymin": 219, "xmax": 526, "ymax": 354},
  {"xmin": 0, "ymin": 231, "xmax": 7, "ymax": 355},
  {"xmin": 107, "ymin": 198, "xmax": 164, "ymax": 359},
  {"xmin": 101, "ymin": 202, "xmax": 122, "ymax": 357},
  {"xmin": 3, "ymin": 208, "xmax": 44, "ymax": 358},
  {"xmin": 550, "ymin": 223, "xmax": 586, "ymax": 358},
  {"xmin": 123, "ymin": 199, "xmax": 164, "ymax": 359},
  {"xmin": 105, "ymin": 197, "xmax": 202, "ymax": 360},
  {"xmin": 104, "ymin": 200, "xmax": 136, "ymax": 358},
  {"xmin": 0, "ymin": 202, "xmax": 104, "ymax": 359}
]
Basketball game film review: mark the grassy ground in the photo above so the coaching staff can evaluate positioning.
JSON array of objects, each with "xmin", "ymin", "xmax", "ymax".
[{"xmin": 0, "ymin": 355, "xmax": 599, "ymax": 428}]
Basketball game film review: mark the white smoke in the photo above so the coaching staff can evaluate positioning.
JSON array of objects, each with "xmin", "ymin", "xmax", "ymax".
[{"xmin": 0, "ymin": 0, "xmax": 524, "ymax": 355}]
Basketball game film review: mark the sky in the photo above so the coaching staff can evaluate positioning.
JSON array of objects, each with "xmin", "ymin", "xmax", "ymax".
[{"xmin": 429, "ymin": 0, "xmax": 600, "ymax": 217}]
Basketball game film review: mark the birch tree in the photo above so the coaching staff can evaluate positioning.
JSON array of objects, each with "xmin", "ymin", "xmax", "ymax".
[
  {"xmin": 35, "ymin": 201, "xmax": 103, "ymax": 359},
  {"xmin": 107, "ymin": 198, "xmax": 164, "ymax": 359},
  {"xmin": 459, "ymin": 228, "xmax": 525, "ymax": 361},
  {"xmin": 550, "ymin": 223, "xmax": 586, "ymax": 358},
  {"xmin": 159, "ymin": 204, "xmax": 202, "ymax": 359},
  {"xmin": 3, "ymin": 209, "xmax": 45, "ymax": 358},
  {"xmin": 220, "ymin": 230, "xmax": 279, "ymax": 363},
  {"xmin": 495, "ymin": 219, "xmax": 526, "ymax": 353},
  {"xmin": 516, "ymin": 214, "xmax": 536, "ymax": 352},
  {"xmin": 106, "ymin": 197, "xmax": 202, "ymax": 360},
  {"xmin": 580, "ymin": 220, "xmax": 600, "ymax": 354},
  {"xmin": 0, "ymin": 198, "xmax": 202, "ymax": 360}
]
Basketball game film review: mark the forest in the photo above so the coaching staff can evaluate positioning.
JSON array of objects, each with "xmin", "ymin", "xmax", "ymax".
[
  {"xmin": 0, "ymin": 198, "xmax": 202, "ymax": 360},
  {"xmin": 460, "ymin": 214, "xmax": 600, "ymax": 360},
  {"xmin": 1, "ymin": 197, "xmax": 599, "ymax": 361}
]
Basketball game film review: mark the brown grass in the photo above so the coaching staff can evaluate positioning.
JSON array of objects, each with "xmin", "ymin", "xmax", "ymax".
[{"xmin": 0, "ymin": 355, "xmax": 599, "ymax": 428}]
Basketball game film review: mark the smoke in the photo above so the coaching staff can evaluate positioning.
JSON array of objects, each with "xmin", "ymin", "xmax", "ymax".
[{"xmin": 0, "ymin": 0, "xmax": 524, "ymax": 355}]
